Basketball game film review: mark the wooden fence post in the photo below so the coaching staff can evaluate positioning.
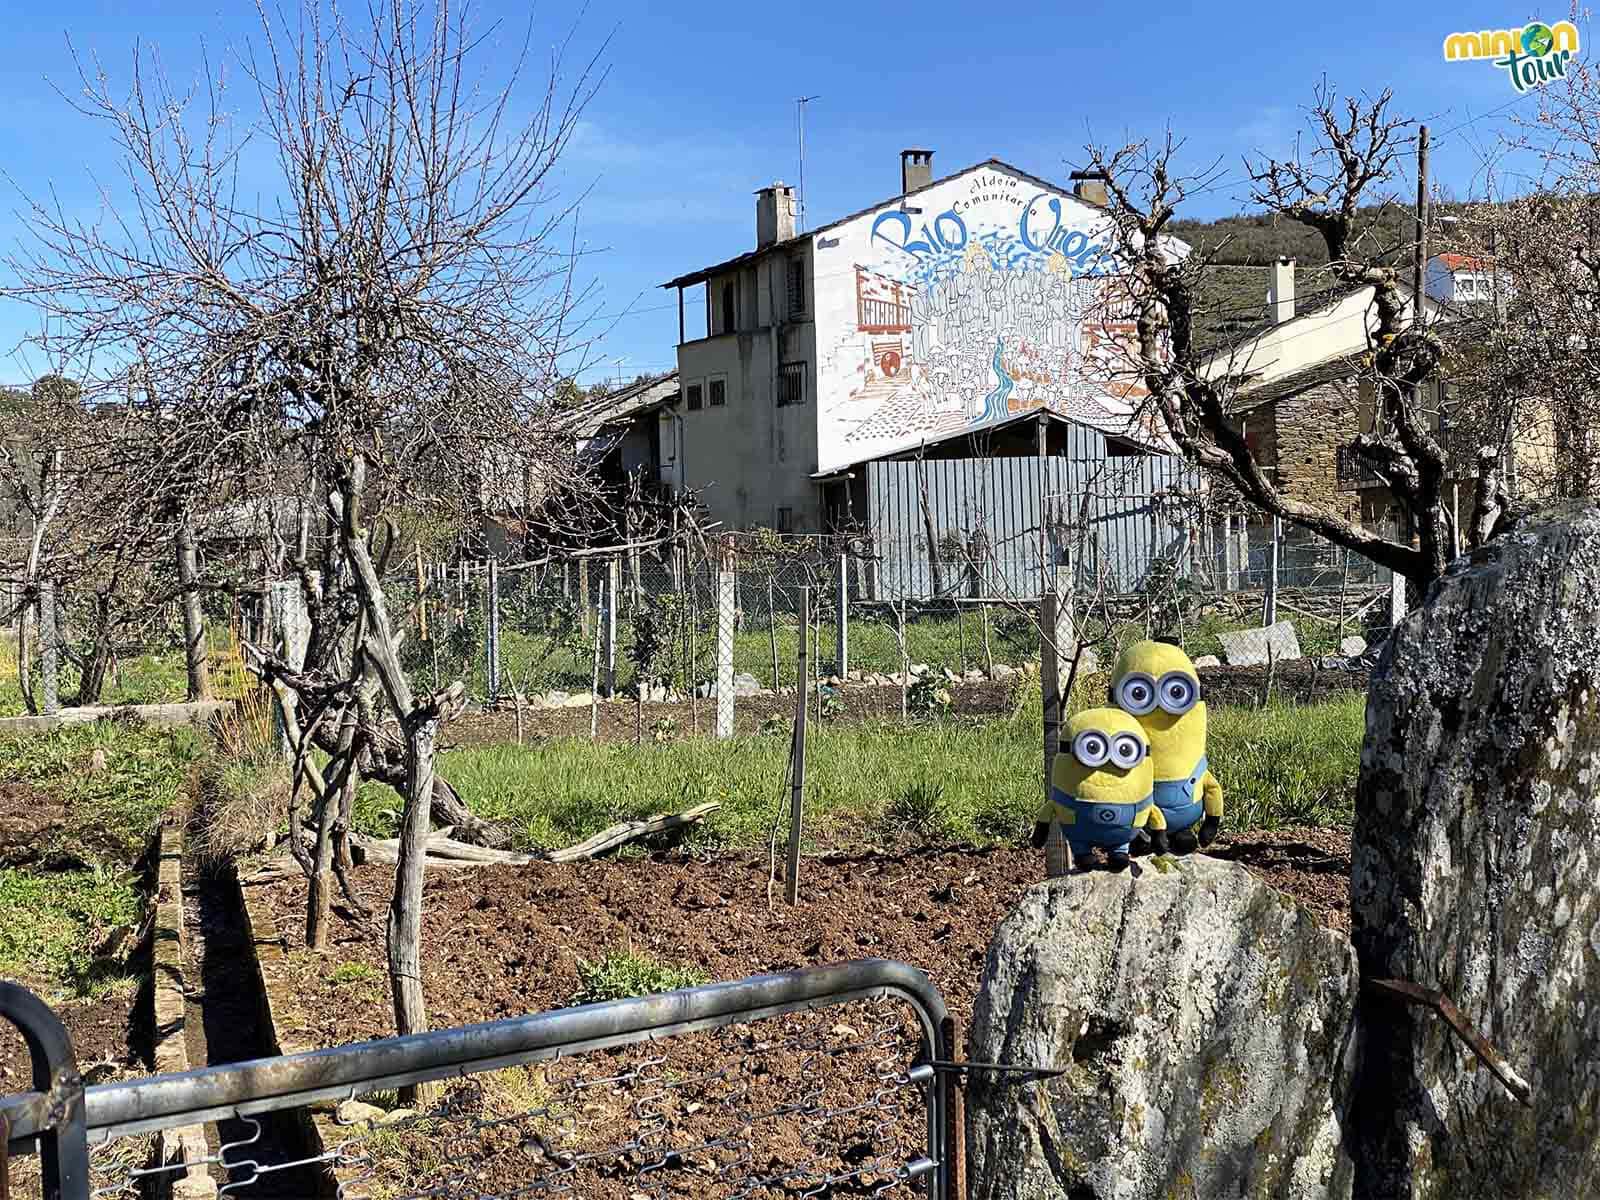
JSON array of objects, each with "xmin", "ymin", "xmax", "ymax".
[
  {"xmin": 1040, "ymin": 591, "xmax": 1061, "ymax": 809},
  {"xmin": 786, "ymin": 586, "xmax": 810, "ymax": 906}
]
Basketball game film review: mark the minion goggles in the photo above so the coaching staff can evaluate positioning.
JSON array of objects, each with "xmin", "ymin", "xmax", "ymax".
[
  {"xmin": 1070, "ymin": 729, "xmax": 1148, "ymax": 769},
  {"xmin": 1114, "ymin": 671, "xmax": 1200, "ymax": 716}
]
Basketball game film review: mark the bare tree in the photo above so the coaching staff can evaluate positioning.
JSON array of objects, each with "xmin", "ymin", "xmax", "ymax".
[
  {"xmin": 1086, "ymin": 86, "xmax": 1516, "ymax": 591},
  {"xmin": 1456, "ymin": 63, "xmax": 1600, "ymax": 504},
  {"xmin": 4, "ymin": 0, "xmax": 606, "ymax": 1040},
  {"xmin": 0, "ymin": 375, "xmax": 202, "ymax": 709}
]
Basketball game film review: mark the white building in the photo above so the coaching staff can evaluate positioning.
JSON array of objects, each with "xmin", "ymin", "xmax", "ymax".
[
  {"xmin": 1424, "ymin": 252, "xmax": 1510, "ymax": 307},
  {"xmin": 659, "ymin": 152, "xmax": 1170, "ymax": 542}
]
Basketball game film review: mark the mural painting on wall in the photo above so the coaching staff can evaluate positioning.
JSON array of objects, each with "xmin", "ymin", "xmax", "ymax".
[{"xmin": 815, "ymin": 168, "xmax": 1147, "ymax": 473}]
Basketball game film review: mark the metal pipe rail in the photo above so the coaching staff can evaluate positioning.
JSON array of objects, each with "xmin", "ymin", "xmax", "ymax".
[{"xmin": 2, "ymin": 957, "xmax": 953, "ymax": 1200}]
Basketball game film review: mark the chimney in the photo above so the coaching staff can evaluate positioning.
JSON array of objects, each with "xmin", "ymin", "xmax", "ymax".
[
  {"xmin": 1269, "ymin": 257, "xmax": 1296, "ymax": 325},
  {"xmin": 756, "ymin": 182, "xmax": 797, "ymax": 249},
  {"xmin": 1069, "ymin": 169, "xmax": 1109, "ymax": 207},
  {"xmin": 901, "ymin": 149, "xmax": 934, "ymax": 194}
]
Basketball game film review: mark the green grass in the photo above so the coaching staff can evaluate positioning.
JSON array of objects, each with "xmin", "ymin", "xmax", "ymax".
[
  {"xmin": 354, "ymin": 686, "xmax": 1365, "ymax": 852},
  {"xmin": 572, "ymin": 948, "xmax": 710, "ymax": 1005},
  {"xmin": 329, "ymin": 960, "xmax": 379, "ymax": 985},
  {"xmin": 0, "ymin": 721, "xmax": 202, "ymax": 998},
  {"xmin": 0, "ymin": 627, "xmax": 253, "ymax": 717},
  {"xmin": 0, "ymin": 722, "xmax": 204, "ymax": 868},
  {"xmin": 0, "ymin": 867, "xmax": 143, "ymax": 997}
]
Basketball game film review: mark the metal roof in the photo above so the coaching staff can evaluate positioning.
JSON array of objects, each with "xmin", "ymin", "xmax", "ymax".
[
  {"xmin": 808, "ymin": 406, "xmax": 1169, "ymax": 478},
  {"xmin": 563, "ymin": 372, "xmax": 679, "ymax": 440}
]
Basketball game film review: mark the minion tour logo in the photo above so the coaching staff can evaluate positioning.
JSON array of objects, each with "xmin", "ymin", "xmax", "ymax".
[{"xmin": 1444, "ymin": 21, "xmax": 1581, "ymax": 92}]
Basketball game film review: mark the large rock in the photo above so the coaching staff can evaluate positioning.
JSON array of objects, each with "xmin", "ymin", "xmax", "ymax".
[
  {"xmin": 968, "ymin": 857, "xmax": 1359, "ymax": 1200},
  {"xmin": 1218, "ymin": 620, "xmax": 1302, "ymax": 666},
  {"xmin": 1351, "ymin": 501, "xmax": 1600, "ymax": 1197}
]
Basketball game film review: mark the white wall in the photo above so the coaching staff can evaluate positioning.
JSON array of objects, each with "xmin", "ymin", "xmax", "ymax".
[
  {"xmin": 809, "ymin": 164, "xmax": 1135, "ymax": 474},
  {"xmin": 1207, "ymin": 285, "xmax": 1440, "ymax": 386}
]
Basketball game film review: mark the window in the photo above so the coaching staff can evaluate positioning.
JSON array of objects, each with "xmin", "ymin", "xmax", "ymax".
[
  {"xmin": 778, "ymin": 361, "xmax": 807, "ymax": 407},
  {"xmin": 787, "ymin": 256, "xmax": 807, "ymax": 318},
  {"xmin": 720, "ymin": 280, "xmax": 736, "ymax": 333},
  {"xmin": 709, "ymin": 377, "xmax": 727, "ymax": 407},
  {"xmin": 776, "ymin": 507, "xmax": 793, "ymax": 533},
  {"xmin": 686, "ymin": 382, "xmax": 703, "ymax": 411},
  {"xmin": 1458, "ymin": 277, "xmax": 1476, "ymax": 296}
]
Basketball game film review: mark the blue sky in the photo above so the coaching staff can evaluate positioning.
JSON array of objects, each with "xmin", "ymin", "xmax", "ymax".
[{"xmin": 0, "ymin": 0, "xmax": 1575, "ymax": 387}]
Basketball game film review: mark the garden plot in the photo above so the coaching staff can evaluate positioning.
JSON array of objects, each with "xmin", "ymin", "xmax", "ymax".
[{"xmin": 243, "ymin": 840, "xmax": 1351, "ymax": 1195}]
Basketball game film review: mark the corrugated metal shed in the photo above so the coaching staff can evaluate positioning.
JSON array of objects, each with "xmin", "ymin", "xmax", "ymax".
[{"xmin": 864, "ymin": 435, "xmax": 1198, "ymax": 601}]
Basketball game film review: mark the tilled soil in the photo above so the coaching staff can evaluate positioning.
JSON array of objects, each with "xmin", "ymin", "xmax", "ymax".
[
  {"xmin": 251, "ymin": 832, "xmax": 1353, "ymax": 1049},
  {"xmin": 1194, "ymin": 662, "xmax": 1368, "ymax": 708},
  {"xmin": 248, "ymin": 835, "xmax": 1353, "ymax": 1198},
  {"xmin": 0, "ymin": 988, "xmax": 146, "ymax": 1091}
]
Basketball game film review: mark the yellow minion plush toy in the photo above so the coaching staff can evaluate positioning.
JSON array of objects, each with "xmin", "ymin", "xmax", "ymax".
[
  {"xmin": 1110, "ymin": 640, "xmax": 1223, "ymax": 852},
  {"xmin": 1030, "ymin": 707, "xmax": 1166, "ymax": 871}
]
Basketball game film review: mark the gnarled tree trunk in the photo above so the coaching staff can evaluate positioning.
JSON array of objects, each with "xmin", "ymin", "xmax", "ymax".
[{"xmin": 176, "ymin": 520, "xmax": 212, "ymax": 702}]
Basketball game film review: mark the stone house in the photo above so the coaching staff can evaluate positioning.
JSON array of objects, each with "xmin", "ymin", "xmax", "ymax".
[{"xmin": 1202, "ymin": 259, "xmax": 1472, "ymax": 534}]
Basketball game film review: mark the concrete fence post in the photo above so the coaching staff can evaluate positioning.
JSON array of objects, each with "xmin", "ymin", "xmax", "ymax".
[
  {"xmin": 38, "ymin": 580, "xmax": 59, "ymax": 715},
  {"xmin": 1262, "ymin": 516, "xmax": 1280, "ymax": 627},
  {"xmin": 601, "ymin": 558, "xmax": 619, "ymax": 697},
  {"xmin": 716, "ymin": 555, "xmax": 736, "ymax": 739},
  {"xmin": 486, "ymin": 558, "xmax": 501, "ymax": 702},
  {"xmin": 1051, "ymin": 562, "xmax": 1075, "ymax": 670},
  {"xmin": 267, "ymin": 579, "xmax": 312, "ymax": 756},
  {"xmin": 835, "ymin": 553, "xmax": 850, "ymax": 679},
  {"xmin": 1220, "ymin": 514, "xmax": 1239, "ymax": 591}
]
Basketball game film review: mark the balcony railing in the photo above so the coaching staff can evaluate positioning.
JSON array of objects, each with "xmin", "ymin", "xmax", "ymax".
[
  {"xmin": 858, "ymin": 296, "xmax": 912, "ymax": 333},
  {"xmin": 1338, "ymin": 428, "xmax": 1492, "ymax": 490},
  {"xmin": 1337, "ymin": 443, "xmax": 1382, "ymax": 490}
]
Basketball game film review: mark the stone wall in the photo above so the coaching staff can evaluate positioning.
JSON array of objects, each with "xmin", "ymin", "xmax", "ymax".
[{"xmin": 1270, "ymin": 378, "xmax": 1362, "ymax": 522}]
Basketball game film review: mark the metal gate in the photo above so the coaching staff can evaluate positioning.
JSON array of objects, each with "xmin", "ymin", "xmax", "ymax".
[{"xmin": 1, "ymin": 960, "xmax": 954, "ymax": 1200}]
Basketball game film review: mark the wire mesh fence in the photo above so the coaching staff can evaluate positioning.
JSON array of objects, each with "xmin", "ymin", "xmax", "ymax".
[
  {"xmin": 4, "ymin": 485, "xmax": 1399, "ymax": 719},
  {"xmin": 366, "ymin": 506, "xmax": 1394, "ymax": 717}
]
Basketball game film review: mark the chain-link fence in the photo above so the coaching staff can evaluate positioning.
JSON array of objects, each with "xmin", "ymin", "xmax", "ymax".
[
  {"xmin": 368, "ymin": 502, "xmax": 1394, "ymax": 718},
  {"xmin": 1, "ymin": 581, "xmax": 260, "ymax": 716},
  {"xmin": 2, "ymin": 962, "xmax": 955, "ymax": 1200}
]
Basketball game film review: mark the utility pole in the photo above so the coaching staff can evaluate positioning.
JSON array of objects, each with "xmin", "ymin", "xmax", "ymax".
[
  {"xmin": 796, "ymin": 95, "xmax": 819, "ymax": 231},
  {"xmin": 1413, "ymin": 124, "xmax": 1429, "ymax": 329},
  {"xmin": 1394, "ymin": 123, "xmax": 1430, "ymax": 631}
]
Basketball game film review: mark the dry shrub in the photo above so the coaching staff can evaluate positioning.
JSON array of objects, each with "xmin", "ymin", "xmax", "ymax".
[{"xmin": 193, "ymin": 688, "xmax": 291, "ymax": 865}]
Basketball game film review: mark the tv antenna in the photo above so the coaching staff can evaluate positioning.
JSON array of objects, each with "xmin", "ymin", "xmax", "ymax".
[{"xmin": 796, "ymin": 95, "xmax": 820, "ymax": 231}]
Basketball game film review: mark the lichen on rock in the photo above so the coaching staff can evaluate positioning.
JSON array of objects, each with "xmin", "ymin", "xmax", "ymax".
[
  {"xmin": 967, "ymin": 857, "xmax": 1359, "ymax": 1200},
  {"xmin": 1351, "ymin": 500, "xmax": 1600, "ymax": 1198}
]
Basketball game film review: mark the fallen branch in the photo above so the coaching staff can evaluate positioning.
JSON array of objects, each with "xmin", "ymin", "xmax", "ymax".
[
  {"xmin": 546, "ymin": 802, "xmax": 720, "ymax": 862},
  {"xmin": 1365, "ymin": 977, "xmax": 1534, "ymax": 1106},
  {"xmin": 355, "ymin": 803, "xmax": 722, "ymax": 868}
]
